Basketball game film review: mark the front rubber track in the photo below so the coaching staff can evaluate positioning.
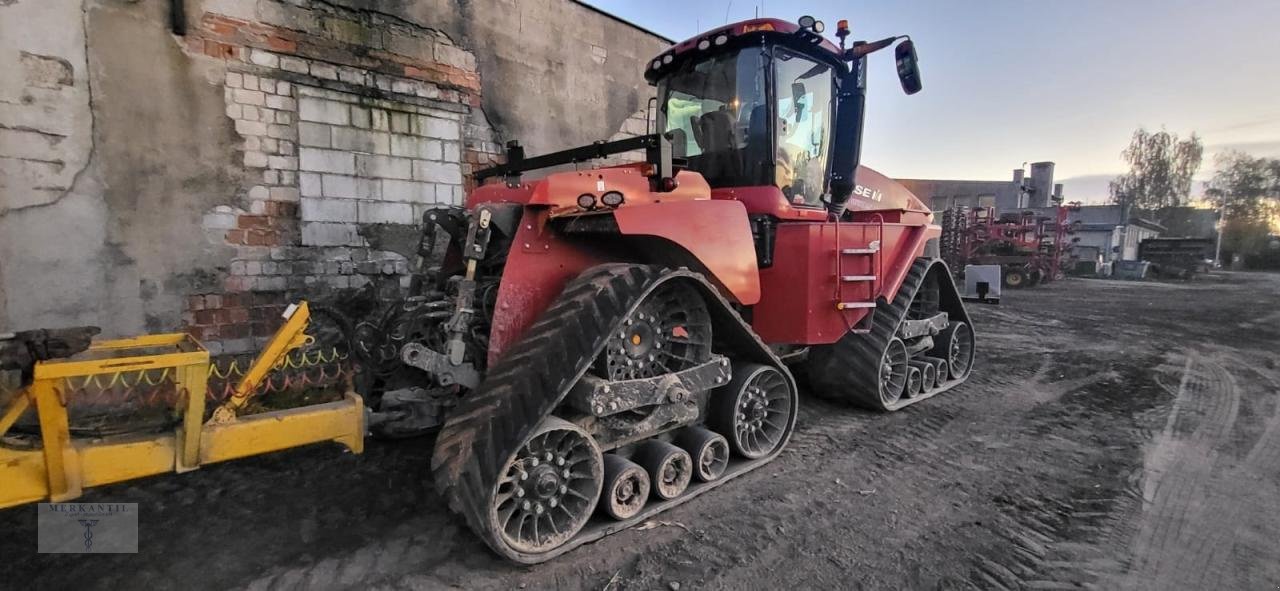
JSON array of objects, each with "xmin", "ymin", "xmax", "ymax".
[
  {"xmin": 431, "ymin": 264, "xmax": 796, "ymax": 564},
  {"xmin": 807, "ymin": 257, "xmax": 975, "ymax": 411}
]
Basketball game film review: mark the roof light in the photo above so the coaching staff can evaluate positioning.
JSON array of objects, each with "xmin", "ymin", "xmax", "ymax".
[
  {"xmin": 714, "ymin": 33, "xmax": 729, "ymax": 46},
  {"xmin": 813, "ymin": 20, "xmax": 825, "ymax": 33},
  {"xmin": 798, "ymin": 15, "xmax": 816, "ymax": 28},
  {"xmin": 652, "ymin": 59, "xmax": 661, "ymax": 69},
  {"xmin": 697, "ymin": 39, "xmax": 711, "ymax": 50},
  {"xmin": 577, "ymin": 193, "xmax": 596, "ymax": 209},
  {"xmin": 662, "ymin": 54, "xmax": 674, "ymax": 64},
  {"xmin": 601, "ymin": 191, "xmax": 624, "ymax": 207}
]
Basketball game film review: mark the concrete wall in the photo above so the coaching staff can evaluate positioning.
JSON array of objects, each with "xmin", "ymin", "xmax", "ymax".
[
  {"xmin": 0, "ymin": 0, "xmax": 668, "ymax": 353},
  {"xmin": 898, "ymin": 163, "xmax": 1061, "ymax": 215}
]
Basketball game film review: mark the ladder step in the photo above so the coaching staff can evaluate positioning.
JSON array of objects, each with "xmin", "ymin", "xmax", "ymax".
[
  {"xmin": 841, "ymin": 247, "xmax": 879, "ymax": 255},
  {"xmin": 841, "ymin": 275, "xmax": 876, "ymax": 282},
  {"xmin": 836, "ymin": 301, "xmax": 877, "ymax": 310}
]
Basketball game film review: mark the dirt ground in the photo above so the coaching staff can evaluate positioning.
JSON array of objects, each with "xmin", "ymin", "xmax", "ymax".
[{"xmin": 4, "ymin": 272, "xmax": 1280, "ymax": 590}]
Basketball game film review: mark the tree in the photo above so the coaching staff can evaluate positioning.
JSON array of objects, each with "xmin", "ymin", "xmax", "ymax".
[
  {"xmin": 1109, "ymin": 128, "xmax": 1204, "ymax": 214},
  {"xmin": 1207, "ymin": 151, "xmax": 1280, "ymax": 258}
]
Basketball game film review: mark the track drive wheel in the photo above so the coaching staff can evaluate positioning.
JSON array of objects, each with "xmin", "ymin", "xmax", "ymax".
[
  {"xmin": 488, "ymin": 417, "xmax": 603, "ymax": 556},
  {"xmin": 599, "ymin": 281, "xmax": 712, "ymax": 380},
  {"xmin": 712, "ymin": 364, "xmax": 795, "ymax": 460},
  {"xmin": 931, "ymin": 321, "xmax": 975, "ymax": 381}
]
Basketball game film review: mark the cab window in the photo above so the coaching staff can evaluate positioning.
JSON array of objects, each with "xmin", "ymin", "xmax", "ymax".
[{"xmin": 774, "ymin": 50, "xmax": 833, "ymax": 208}]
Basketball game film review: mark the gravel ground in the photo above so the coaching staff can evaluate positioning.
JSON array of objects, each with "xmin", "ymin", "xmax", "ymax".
[{"xmin": 3, "ymin": 271, "xmax": 1279, "ymax": 590}]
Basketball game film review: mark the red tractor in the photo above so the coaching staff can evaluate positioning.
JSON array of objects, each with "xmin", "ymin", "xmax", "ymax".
[{"xmin": 349, "ymin": 16, "xmax": 976, "ymax": 563}]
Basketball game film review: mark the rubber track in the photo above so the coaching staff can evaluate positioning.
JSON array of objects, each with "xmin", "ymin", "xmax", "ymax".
[
  {"xmin": 807, "ymin": 257, "xmax": 974, "ymax": 410},
  {"xmin": 430, "ymin": 264, "xmax": 796, "ymax": 564}
]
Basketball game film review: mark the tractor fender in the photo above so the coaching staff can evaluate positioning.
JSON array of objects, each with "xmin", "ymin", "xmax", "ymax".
[{"xmin": 611, "ymin": 199, "xmax": 761, "ymax": 306}]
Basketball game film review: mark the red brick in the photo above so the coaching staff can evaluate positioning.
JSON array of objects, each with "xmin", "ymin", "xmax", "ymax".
[
  {"xmin": 238, "ymin": 215, "xmax": 271, "ymax": 229},
  {"xmin": 245, "ymin": 230, "xmax": 276, "ymax": 246},
  {"xmin": 228, "ymin": 307, "xmax": 251, "ymax": 324},
  {"xmin": 225, "ymin": 229, "xmax": 246, "ymax": 244},
  {"xmin": 194, "ymin": 309, "xmax": 219, "ymax": 325},
  {"xmin": 220, "ymin": 323, "xmax": 249, "ymax": 339},
  {"xmin": 254, "ymin": 292, "xmax": 284, "ymax": 306},
  {"xmin": 188, "ymin": 295, "xmax": 206, "ymax": 311},
  {"xmin": 266, "ymin": 36, "xmax": 297, "ymax": 53}
]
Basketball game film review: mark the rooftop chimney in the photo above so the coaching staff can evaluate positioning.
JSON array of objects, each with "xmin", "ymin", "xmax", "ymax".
[{"xmin": 1028, "ymin": 162, "xmax": 1055, "ymax": 208}]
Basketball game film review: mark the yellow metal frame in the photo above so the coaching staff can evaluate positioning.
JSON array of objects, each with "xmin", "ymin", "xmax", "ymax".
[{"xmin": 0, "ymin": 301, "xmax": 365, "ymax": 509}]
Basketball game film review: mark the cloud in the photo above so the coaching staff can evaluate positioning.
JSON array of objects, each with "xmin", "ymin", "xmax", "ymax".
[
  {"xmin": 1205, "ymin": 115, "xmax": 1280, "ymax": 134},
  {"xmin": 1204, "ymin": 140, "xmax": 1280, "ymax": 159}
]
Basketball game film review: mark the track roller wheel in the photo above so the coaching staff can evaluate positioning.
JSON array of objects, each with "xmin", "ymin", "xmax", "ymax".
[
  {"xmin": 599, "ymin": 455, "xmax": 649, "ymax": 520},
  {"xmin": 712, "ymin": 364, "xmax": 794, "ymax": 459},
  {"xmin": 675, "ymin": 426, "xmax": 730, "ymax": 482},
  {"xmin": 931, "ymin": 321, "xmax": 975, "ymax": 381},
  {"xmin": 489, "ymin": 417, "xmax": 603, "ymax": 556},
  {"xmin": 634, "ymin": 440, "xmax": 692, "ymax": 500},
  {"xmin": 906, "ymin": 365, "xmax": 922, "ymax": 398},
  {"xmin": 910, "ymin": 360, "xmax": 936, "ymax": 393},
  {"xmin": 922, "ymin": 356, "xmax": 949, "ymax": 384}
]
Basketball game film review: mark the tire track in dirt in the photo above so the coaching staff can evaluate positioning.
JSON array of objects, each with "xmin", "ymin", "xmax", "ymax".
[
  {"xmin": 963, "ymin": 364, "xmax": 1153, "ymax": 591},
  {"xmin": 1173, "ymin": 364, "xmax": 1280, "ymax": 590},
  {"xmin": 712, "ymin": 354, "xmax": 1121, "ymax": 590},
  {"xmin": 1120, "ymin": 350, "xmax": 1246, "ymax": 590}
]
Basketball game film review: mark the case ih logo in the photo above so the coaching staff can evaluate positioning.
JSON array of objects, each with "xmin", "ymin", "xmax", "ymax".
[{"xmin": 853, "ymin": 184, "xmax": 884, "ymax": 202}]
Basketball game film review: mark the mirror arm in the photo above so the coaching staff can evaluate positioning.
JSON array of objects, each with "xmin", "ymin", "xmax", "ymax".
[{"xmin": 845, "ymin": 36, "xmax": 902, "ymax": 60}]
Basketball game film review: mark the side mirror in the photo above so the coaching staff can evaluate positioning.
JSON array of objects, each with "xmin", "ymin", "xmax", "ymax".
[{"xmin": 895, "ymin": 39, "xmax": 922, "ymax": 95}]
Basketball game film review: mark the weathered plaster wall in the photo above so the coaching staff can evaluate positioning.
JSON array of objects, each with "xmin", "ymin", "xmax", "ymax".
[{"xmin": 0, "ymin": 0, "xmax": 669, "ymax": 352}]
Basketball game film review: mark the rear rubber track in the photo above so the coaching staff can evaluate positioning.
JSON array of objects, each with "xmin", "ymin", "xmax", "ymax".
[
  {"xmin": 431, "ymin": 263, "xmax": 797, "ymax": 564},
  {"xmin": 807, "ymin": 257, "xmax": 975, "ymax": 410}
]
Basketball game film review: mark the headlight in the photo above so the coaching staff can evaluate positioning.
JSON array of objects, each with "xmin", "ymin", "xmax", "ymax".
[{"xmin": 601, "ymin": 191, "xmax": 625, "ymax": 207}]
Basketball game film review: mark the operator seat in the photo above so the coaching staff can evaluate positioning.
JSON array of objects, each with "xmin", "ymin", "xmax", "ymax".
[{"xmin": 690, "ymin": 109, "xmax": 741, "ymax": 181}]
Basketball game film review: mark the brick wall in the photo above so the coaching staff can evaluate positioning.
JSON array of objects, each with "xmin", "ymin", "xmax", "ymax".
[
  {"xmin": 0, "ymin": 0, "xmax": 668, "ymax": 351},
  {"xmin": 183, "ymin": 8, "xmax": 500, "ymax": 354}
]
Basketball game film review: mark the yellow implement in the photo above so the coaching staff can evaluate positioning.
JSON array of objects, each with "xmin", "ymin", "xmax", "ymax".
[{"xmin": 0, "ymin": 301, "xmax": 364, "ymax": 509}]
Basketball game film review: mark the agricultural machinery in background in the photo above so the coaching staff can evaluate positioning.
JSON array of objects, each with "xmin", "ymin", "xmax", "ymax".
[{"xmin": 940, "ymin": 203, "xmax": 1081, "ymax": 289}]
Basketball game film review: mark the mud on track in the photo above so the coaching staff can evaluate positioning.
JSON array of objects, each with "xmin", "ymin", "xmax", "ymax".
[{"xmin": 2, "ymin": 272, "xmax": 1279, "ymax": 590}]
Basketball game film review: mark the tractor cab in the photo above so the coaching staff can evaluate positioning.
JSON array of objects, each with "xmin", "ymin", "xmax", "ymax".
[{"xmin": 647, "ymin": 17, "xmax": 923, "ymax": 220}]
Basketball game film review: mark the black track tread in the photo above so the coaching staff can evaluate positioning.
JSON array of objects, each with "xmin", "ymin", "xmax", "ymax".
[
  {"xmin": 807, "ymin": 257, "xmax": 975, "ymax": 411},
  {"xmin": 430, "ymin": 264, "xmax": 794, "ymax": 564}
]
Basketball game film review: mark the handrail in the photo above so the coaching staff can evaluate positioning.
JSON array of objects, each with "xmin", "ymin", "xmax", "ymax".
[{"xmin": 870, "ymin": 213, "xmax": 886, "ymax": 301}]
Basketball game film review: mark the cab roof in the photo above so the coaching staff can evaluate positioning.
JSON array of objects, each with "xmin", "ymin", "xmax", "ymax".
[{"xmin": 645, "ymin": 18, "xmax": 846, "ymax": 84}]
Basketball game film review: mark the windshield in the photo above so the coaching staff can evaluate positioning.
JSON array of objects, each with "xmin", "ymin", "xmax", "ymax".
[
  {"xmin": 774, "ymin": 50, "xmax": 833, "ymax": 207},
  {"xmin": 659, "ymin": 47, "xmax": 771, "ymax": 188}
]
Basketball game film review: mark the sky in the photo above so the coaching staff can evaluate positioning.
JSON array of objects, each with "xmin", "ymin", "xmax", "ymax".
[{"xmin": 583, "ymin": 0, "xmax": 1280, "ymax": 202}]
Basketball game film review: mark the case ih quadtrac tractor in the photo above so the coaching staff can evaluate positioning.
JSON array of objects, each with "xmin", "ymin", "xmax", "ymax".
[{"xmin": 351, "ymin": 16, "xmax": 976, "ymax": 563}]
